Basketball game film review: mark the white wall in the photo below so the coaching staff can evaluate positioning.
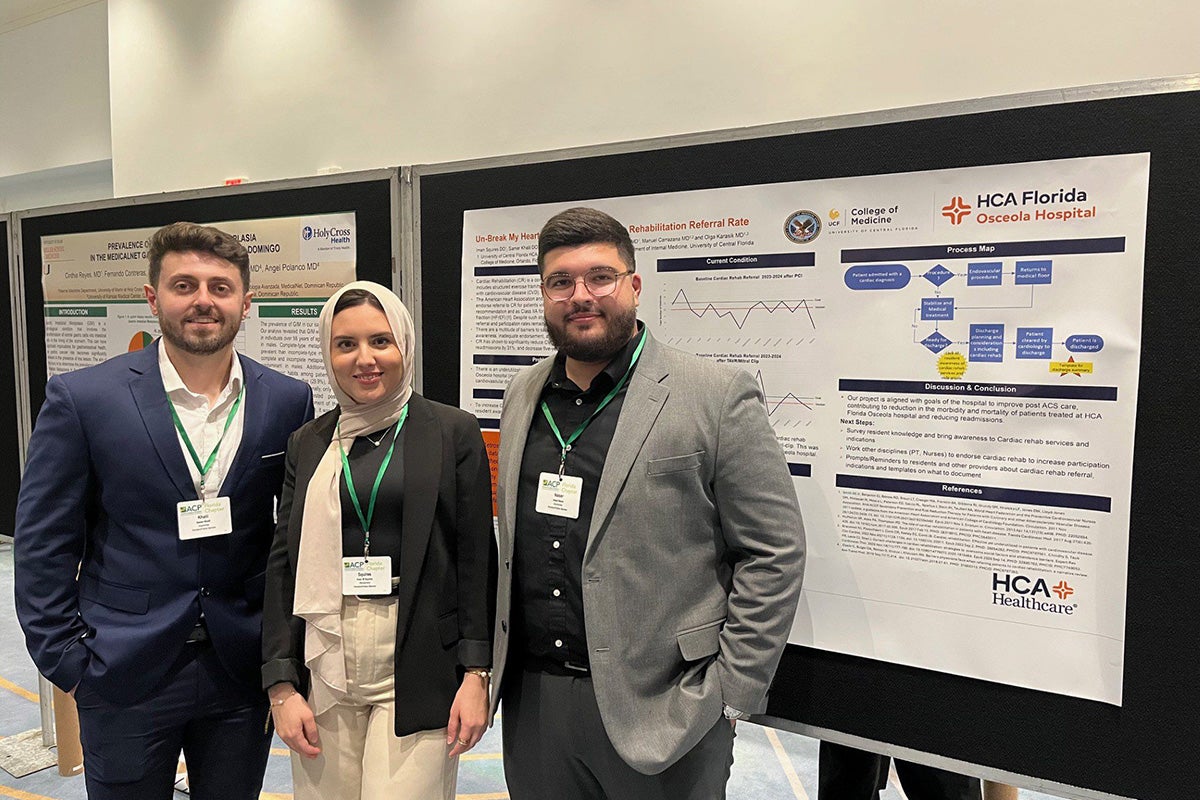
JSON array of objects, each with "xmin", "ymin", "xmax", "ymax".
[
  {"xmin": 0, "ymin": 160, "xmax": 113, "ymax": 213},
  {"xmin": 71, "ymin": 0, "xmax": 1200, "ymax": 197},
  {"xmin": 0, "ymin": 1, "xmax": 111, "ymax": 178}
]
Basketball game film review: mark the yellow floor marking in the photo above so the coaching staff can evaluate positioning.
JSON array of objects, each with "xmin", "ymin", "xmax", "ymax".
[
  {"xmin": 0, "ymin": 676, "xmax": 39, "ymax": 703},
  {"xmin": 259, "ymin": 793, "xmax": 293, "ymax": 799},
  {"xmin": 0, "ymin": 786, "xmax": 60, "ymax": 800},
  {"xmin": 270, "ymin": 747, "xmax": 291, "ymax": 757},
  {"xmin": 456, "ymin": 794, "xmax": 508, "ymax": 800},
  {"xmin": 764, "ymin": 727, "xmax": 809, "ymax": 800}
]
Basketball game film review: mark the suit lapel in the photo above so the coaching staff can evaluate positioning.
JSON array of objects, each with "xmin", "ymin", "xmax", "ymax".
[
  {"xmin": 585, "ymin": 339, "xmax": 669, "ymax": 562},
  {"xmin": 396, "ymin": 395, "xmax": 440, "ymax": 649},
  {"xmin": 220, "ymin": 355, "xmax": 267, "ymax": 497},
  {"xmin": 129, "ymin": 341, "xmax": 195, "ymax": 502},
  {"xmin": 501, "ymin": 358, "xmax": 554, "ymax": 544}
]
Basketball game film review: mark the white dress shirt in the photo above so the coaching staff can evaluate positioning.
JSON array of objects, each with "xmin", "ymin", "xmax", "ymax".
[{"xmin": 159, "ymin": 343, "xmax": 246, "ymax": 501}]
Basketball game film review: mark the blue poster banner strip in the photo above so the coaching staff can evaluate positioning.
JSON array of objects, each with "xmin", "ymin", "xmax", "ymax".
[
  {"xmin": 473, "ymin": 353, "xmax": 547, "ymax": 366},
  {"xmin": 474, "ymin": 264, "xmax": 539, "ymax": 276},
  {"xmin": 479, "ymin": 418, "xmax": 500, "ymax": 430},
  {"xmin": 836, "ymin": 473, "xmax": 1111, "ymax": 513},
  {"xmin": 473, "ymin": 388, "xmax": 505, "ymax": 400},
  {"xmin": 840, "ymin": 237, "xmax": 1125, "ymax": 264},
  {"xmin": 657, "ymin": 252, "xmax": 816, "ymax": 272},
  {"xmin": 838, "ymin": 379, "xmax": 1117, "ymax": 401},
  {"xmin": 788, "ymin": 463, "xmax": 812, "ymax": 477}
]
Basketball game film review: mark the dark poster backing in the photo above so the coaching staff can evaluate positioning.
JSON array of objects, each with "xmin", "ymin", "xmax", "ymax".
[
  {"xmin": 1, "ymin": 219, "xmax": 16, "ymax": 536},
  {"xmin": 418, "ymin": 91, "xmax": 1200, "ymax": 799},
  {"xmin": 19, "ymin": 178, "xmax": 394, "ymax": 422}
]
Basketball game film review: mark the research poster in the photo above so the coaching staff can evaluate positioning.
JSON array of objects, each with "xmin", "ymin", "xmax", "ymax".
[
  {"xmin": 41, "ymin": 213, "xmax": 357, "ymax": 412},
  {"xmin": 459, "ymin": 154, "xmax": 1149, "ymax": 704}
]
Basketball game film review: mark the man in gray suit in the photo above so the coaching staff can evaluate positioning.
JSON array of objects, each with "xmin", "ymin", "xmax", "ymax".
[{"xmin": 490, "ymin": 207, "xmax": 806, "ymax": 799}]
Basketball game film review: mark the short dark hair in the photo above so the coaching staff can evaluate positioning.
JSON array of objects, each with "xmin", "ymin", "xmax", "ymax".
[
  {"xmin": 537, "ymin": 207, "xmax": 636, "ymax": 274},
  {"xmin": 333, "ymin": 288, "xmax": 385, "ymax": 316},
  {"xmin": 147, "ymin": 222, "xmax": 251, "ymax": 290}
]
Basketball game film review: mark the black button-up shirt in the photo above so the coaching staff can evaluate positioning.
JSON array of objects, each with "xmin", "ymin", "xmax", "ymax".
[{"xmin": 511, "ymin": 324, "xmax": 644, "ymax": 668}]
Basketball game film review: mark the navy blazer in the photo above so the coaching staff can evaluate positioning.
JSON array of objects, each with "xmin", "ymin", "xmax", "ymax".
[{"xmin": 14, "ymin": 341, "xmax": 314, "ymax": 704}]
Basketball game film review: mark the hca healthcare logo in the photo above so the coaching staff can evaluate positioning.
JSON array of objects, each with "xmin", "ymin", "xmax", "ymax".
[{"xmin": 992, "ymin": 572, "xmax": 1078, "ymax": 616}]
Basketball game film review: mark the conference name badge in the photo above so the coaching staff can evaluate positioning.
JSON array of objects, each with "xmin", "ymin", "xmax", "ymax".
[
  {"xmin": 342, "ymin": 556, "xmax": 392, "ymax": 596},
  {"xmin": 535, "ymin": 472, "xmax": 583, "ymax": 519},
  {"xmin": 176, "ymin": 497, "xmax": 233, "ymax": 540}
]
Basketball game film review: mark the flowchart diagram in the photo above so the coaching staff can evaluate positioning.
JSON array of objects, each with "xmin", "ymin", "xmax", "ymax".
[{"xmin": 842, "ymin": 237, "xmax": 1122, "ymax": 380}]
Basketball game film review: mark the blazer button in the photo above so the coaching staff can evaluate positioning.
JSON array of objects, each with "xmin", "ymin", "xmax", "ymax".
[{"xmin": 200, "ymin": 587, "xmax": 211, "ymax": 597}]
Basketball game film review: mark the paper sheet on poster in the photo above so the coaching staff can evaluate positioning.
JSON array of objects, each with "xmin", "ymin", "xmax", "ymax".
[
  {"xmin": 458, "ymin": 154, "xmax": 1150, "ymax": 704},
  {"xmin": 41, "ymin": 213, "xmax": 357, "ymax": 412}
]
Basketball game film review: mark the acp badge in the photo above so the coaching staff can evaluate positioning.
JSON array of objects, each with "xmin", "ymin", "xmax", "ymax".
[{"xmin": 784, "ymin": 210, "xmax": 821, "ymax": 244}]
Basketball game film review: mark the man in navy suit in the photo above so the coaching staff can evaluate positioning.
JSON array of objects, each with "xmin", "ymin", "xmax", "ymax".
[{"xmin": 15, "ymin": 221, "xmax": 314, "ymax": 800}]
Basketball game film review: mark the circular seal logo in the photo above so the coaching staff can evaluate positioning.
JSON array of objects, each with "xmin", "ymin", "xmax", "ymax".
[
  {"xmin": 302, "ymin": 226, "xmax": 314, "ymax": 241},
  {"xmin": 784, "ymin": 210, "xmax": 821, "ymax": 244}
]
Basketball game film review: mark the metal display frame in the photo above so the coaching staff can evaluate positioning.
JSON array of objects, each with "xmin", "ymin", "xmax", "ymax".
[
  {"xmin": 9, "ymin": 167, "xmax": 402, "ymax": 748},
  {"xmin": 408, "ymin": 76, "xmax": 1200, "ymax": 800}
]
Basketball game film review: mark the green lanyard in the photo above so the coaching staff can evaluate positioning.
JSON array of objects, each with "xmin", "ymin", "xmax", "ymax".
[
  {"xmin": 540, "ymin": 329, "xmax": 647, "ymax": 478},
  {"xmin": 337, "ymin": 404, "xmax": 409, "ymax": 557},
  {"xmin": 167, "ymin": 386, "xmax": 244, "ymax": 494}
]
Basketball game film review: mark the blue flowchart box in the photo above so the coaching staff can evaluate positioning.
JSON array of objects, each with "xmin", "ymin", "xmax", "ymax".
[
  {"xmin": 1015, "ymin": 260, "xmax": 1053, "ymax": 285},
  {"xmin": 1016, "ymin": 327, "xmax": 1053, "ymax": 359},
  {"xmin": 967, "ymin": 261, "xmax": 1003, "ymax": 286},
  {"xmin": 969, "ymin": 323, "xmax": 1005, "ymax": 362},
  {"xmin": 921, "ymin": 297, "xmax": 954, "ymax": 321}
]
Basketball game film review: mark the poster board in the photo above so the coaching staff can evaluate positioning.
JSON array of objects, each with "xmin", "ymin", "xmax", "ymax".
[
  {"xmin": 1, "ymin": 215, "xmax": 17, "ymax": 537},
  {"xmin": 16, "ymin": 171, "xmax": 397, "ymax": 423},
  {"xmin": 454, "ymin": 154, "xmax": 1149, "ymax": 709},
  {"xmin": 414, "ymin": 84, "xmax": 1200, "ymax": 800}
]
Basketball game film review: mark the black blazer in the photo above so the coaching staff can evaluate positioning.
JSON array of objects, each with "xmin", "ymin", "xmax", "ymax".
[{"xmin": 262, "ymin": 393, "xmax": 497, "ymax": 736}]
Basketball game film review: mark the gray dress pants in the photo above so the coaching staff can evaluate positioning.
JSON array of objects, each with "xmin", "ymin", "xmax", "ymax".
[{"xmin": 502, "ymin": 668, "xmax": 735, "ymax": 800}]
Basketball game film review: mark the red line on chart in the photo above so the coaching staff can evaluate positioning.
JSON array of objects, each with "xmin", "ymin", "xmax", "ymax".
[
  {"xmin": 755, "ymin": 371, "xmax": 815, "ymax": 416},
  {"xmin": 670, "ymin": 290, "xmax": 817, "ymax": 330}
]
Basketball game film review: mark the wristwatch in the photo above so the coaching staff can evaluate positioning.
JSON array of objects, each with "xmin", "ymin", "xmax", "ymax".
[{"xmin": 722, "ymin": 703, "xmax": 746, "ymax": 720}]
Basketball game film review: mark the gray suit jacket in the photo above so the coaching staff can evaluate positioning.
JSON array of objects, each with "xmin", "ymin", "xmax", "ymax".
[{"xmin": 491, "ymin": 331, "xmax": 805, "ymax": 774}]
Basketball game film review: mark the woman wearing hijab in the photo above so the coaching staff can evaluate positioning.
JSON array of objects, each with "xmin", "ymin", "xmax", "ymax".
[{"xmin": 262, "ymin": 281, "xmax": 496, "ymax": 800}]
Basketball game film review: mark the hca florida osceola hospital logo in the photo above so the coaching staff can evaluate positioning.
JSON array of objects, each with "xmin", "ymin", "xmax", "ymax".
[
  {"xmin": 942, "ymin": 196, "xmax": 972, "ymax": 225},
  {"xmin": 992, "ymin": 572, "xmax": 1077, "ymax": 616}
]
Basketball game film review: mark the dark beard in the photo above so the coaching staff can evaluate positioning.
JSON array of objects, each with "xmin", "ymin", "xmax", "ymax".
[
  {"xmin": 544, "ymin": 304, "xmax": 638, "ymax": 363},
  {"xmin": 158, "ymin": 310, "xmax": 240, "ymax": 355}
]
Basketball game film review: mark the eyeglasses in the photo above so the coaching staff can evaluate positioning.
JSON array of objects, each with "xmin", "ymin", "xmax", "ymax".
[{"xmin": 540, "ymin": 268, "xmax": 632, "ymax": 301}]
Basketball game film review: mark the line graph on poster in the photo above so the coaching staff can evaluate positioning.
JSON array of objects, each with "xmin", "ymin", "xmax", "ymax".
[
  {"xmin": 658, "ymin": 289, "xmax": 824, "ymax": 334},
  {"xmin": 753, "ymin": 370, "xmax": 825, "ymax": 429}
]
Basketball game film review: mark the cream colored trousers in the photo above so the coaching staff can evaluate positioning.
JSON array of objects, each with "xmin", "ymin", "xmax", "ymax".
[{"xmin": 292, "ymin": 596, "xmax": 458, "ymax": 800}]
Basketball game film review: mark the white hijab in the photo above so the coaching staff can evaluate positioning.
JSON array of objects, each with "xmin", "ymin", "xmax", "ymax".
[{"xmin": 293, "ymin": 281, "xmax": 416, "ymax": 713}]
